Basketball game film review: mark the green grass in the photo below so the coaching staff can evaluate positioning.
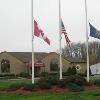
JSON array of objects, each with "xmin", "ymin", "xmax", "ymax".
[{"xmin": 0, "ymin": 79, "xmax": 32, "ymax": 91}]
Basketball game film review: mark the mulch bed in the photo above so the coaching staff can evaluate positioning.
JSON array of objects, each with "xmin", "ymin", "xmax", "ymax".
[
  {"xmin": 0, "ymin": 85, "xmax": 100, "ymax": 96},
  {"xmin": 0, "ymin": 88, "xmax": 33, "ymax": 96},
  {"xmin": 84, "ymin": 85, "xmax": 100, "ymax": 91},
  {"xmin": 96, "ymin": 96, "xmax": 100, "ymax": 99},
  {"xmin": 34, "ymin": 86, "xmax": 68, "ymax": 94},
  {"xmin": 0, "ymin": 86, "xmax": 68, "ymax": 96}
]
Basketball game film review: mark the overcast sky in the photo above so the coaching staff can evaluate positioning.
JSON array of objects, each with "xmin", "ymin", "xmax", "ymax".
[{"xmin": 0, "ymin": 0, "xmax": 100, "ymax": 52}]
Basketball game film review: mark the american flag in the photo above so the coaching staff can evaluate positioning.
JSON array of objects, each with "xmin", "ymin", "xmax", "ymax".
[{"xmin": 61, "ymin": 20, "xmax": 71, "ymax": 48}]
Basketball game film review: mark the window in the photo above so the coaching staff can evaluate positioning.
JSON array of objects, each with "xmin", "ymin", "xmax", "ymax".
[
  {"xmin": 1, "ymin": 59, "xmax": 10, "ymax": 73},
  {"xmin": 75, "ymin": 64, "xmax": 81, "ymax": 71},
  {"xmin": 50, "ymin": 59, "xmax": 58, "ymax": 71}
]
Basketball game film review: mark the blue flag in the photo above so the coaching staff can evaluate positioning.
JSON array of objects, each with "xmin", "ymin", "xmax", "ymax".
[{"xmin": 90, "ymin": 24, "xmax": 100, "ymax": 39}]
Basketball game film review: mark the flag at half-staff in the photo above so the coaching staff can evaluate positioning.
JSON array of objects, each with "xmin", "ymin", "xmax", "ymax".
[
  {"xmin": 61, "ymin": 20, "xmax": 71, "ymax": 48},
  {"xmin": 34, "ymin": 20, "xmax": 50, "ymax": 45},
  {"xmin": 32, "ymin": 20, "xmax": 50, "ymax": 84},
  {"xmin": 89, "ymin": 23, "xmax": 100, "ymax": 39}
]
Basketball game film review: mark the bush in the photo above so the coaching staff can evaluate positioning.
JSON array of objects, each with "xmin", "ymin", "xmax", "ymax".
[
  {"xmin": 66, "ymin": 67, "xmax": 72, "ymax": 76},
  {"xmin": 71, "ymin": 66, "xmax": 77, "ymax": 75},
  {"xmin": 40, "ymin": 72, "xmax": 49, "ymax": 77},
  {"xmin": 7, "ymin": 84, "xmax": 23, "ymax": 91},
  {"xmin": 38, "ymin": 82, "xmax": 51, "ymax": 89},
  {"xmin": 94, "ymin": 80, "xmax": 100, "ymax": 86},
  {"xmin": 0, "ymin": 74, "xmax": 15, "ymax": 77},
  {"xmin": 74, "ymin": 78, "xmax": 86, "ymax": 86},
  {"xmin": 47, "ymin": 76, "xmax": 59, "ymax": 85},
  {"xmin": 77, "ymin": 73, "xmax": 86, "ymax": 77},
  {"xmin": 65, "ymin": 75, "xmax": 86, "ymax": 86},
  {"xmin": 18, "ymin": 72, "xmax": 30, "ymax": 78},
  {"xmin": 58, "ymin": 79, "xmax": 66, "ymax": 88},
  {"xmin": 67, "ymin": 83, "xmax": 84, "ymax": 92},
  {"xmin": 0, "ymin": 76, "xmax": 18, "ymax": 79},
  {"xmin": 38, "ymin": 75, "xmax": 59, "ymax": 85},
  {"xmin": 66, "ymin": 66, "xmax": 77, "ymax": 76},
  {"xmin": 23, "ymin": 84, "xmax": 38, "ymax": 91},
  {"xmin": 62, "ymin": 72, "xmax": 68, "ymax": 76},
  {"xmin": 0, "ymin": 74, "xmax": 17, "ymax": 79},
  {"xmin": 48, "ymin": 73, "xmax": 58, "ymax": 76},
  {"xmin": 38, "ymin": 77, "xmax": 47, "ymax": 83},
  {"xmin": 64, "ymin": 75, "xmax": 76, "ymax": 83}
]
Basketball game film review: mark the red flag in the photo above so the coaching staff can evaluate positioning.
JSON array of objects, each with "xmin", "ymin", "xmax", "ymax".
[
  {"xmin": 61, "ymin": 20, "xmax": 71, "ymax": 48},
  {"xmin": 34, "ymin": 20, "xmax": 50, "ymax": 45}
]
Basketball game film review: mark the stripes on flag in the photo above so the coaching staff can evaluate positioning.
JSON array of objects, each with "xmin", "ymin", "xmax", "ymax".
[{"xmin": 61, "ymin": 20, "xmax": 71, "ymax": 48}]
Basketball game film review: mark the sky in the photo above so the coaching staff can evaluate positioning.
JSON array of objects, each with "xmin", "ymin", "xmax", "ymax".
[{"xmin": 0, "ymin": 0, "xmax": 100, "ymax": 52}]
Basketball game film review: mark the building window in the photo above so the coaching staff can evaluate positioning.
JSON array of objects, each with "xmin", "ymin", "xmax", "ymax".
[
  {"xmin": 50, "ymin": 59, "xmax": 58, "ymax": 71},
  {"xmin": 1, "ymin": 59, "xmax": 10, "ymax": 73},
  {"xmin": 75, "ymin": 64, "xmax": 81, "ymax": 71}
]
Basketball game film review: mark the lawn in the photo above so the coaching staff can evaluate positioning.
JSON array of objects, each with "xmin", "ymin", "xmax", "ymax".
[{"xmin": 0, "ymin": 79, "xmax": 32, "ymax": 91}]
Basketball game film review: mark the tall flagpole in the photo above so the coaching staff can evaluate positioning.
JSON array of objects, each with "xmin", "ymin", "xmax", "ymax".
[
  {"xmin": 59, "ymin": 0, "xmax": 63, "ymax": 79},
  {"xmin": 31, "ymin": 0, "xmax": 34, "ymax": 84},
  {"xmin": 84, "ymin": 0, "xmax": 89, "ymax": 82}
]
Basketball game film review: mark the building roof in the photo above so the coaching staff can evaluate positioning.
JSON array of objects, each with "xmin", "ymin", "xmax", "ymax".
[
  {"xmin": 65, "ymin": 57, "xmax": 86, "ymax": 63},
  {"xmin": 8, "ymin": 52, "xmax": 48, "ymax": 63},
  {"xmin": 0, "ymin": 52, "xmax": 86, "ymax": 63}
]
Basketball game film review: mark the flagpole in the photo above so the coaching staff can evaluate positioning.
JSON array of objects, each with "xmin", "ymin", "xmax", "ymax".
[
  {"xmin": 59, "ymin": 0, "xmax": 63, "ymax": 79},
  {"xmin": 84, "ymin": 0, "xmax": 89, "ymax": 82},
  {"xmin": 31, "ymin": 0, "xmax": 34, "ymax": 84}
]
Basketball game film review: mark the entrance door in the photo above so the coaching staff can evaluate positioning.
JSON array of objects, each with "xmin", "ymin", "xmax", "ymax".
[{"xmin": 34, "ymin": 67, "xmax": 40, "ymax": 77}]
